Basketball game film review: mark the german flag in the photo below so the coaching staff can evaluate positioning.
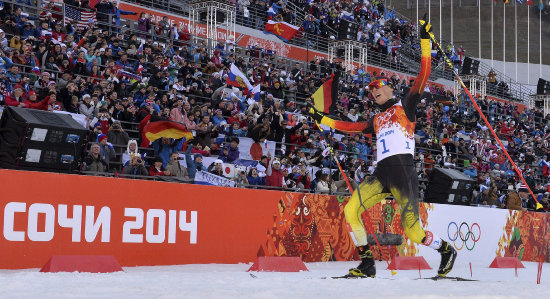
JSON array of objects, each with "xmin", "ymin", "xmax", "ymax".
[
  {"xmin": 143, "ymin": 121, "xmax": 194, "ymax": 142},
  {"xmin": 312, "ymin": 72, "xmax": 339, "ymax": 114}
]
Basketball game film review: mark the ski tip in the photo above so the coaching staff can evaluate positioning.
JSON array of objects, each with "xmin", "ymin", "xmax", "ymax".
[{"xmin": 391, "ymin": 270, "xmax": 397, "ymax": 276}]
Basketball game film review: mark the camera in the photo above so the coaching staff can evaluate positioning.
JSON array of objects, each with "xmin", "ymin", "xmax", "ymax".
[{"xmin": 136, "ymin": 158, "xmax": 142, "ymax": 164}]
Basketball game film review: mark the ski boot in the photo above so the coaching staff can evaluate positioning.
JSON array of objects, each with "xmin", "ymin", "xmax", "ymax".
[
  {"xmin": 348, "ymin": 245, "xmax": 376, "ymax": 278},
  {"xmin": 437, "ymin": 240, "xmax": 457, "ymax": 277}
]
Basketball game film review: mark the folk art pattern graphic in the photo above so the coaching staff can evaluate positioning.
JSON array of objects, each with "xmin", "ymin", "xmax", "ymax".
[{"xmin": 259, "ymin": 192, "xmax": 548, "ymax": 263}]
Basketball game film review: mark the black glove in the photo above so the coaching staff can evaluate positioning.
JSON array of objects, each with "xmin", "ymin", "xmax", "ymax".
[
  {"xmin": 306, "ymin": 104, "xmax": 324, "ymax": 123},
  {"xmin": 418, "ymin": 13, "xmax": 433, "ymax": 40}
]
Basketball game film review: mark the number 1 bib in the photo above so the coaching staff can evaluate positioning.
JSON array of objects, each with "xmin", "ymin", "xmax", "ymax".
[{"xmin": 373, "ymin": 101, "xmax": 416, "ymax": 163}]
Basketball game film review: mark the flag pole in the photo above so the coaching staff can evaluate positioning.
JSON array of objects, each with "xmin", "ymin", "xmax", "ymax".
[
  {"xmin": 439, "ymin": 0, "xmax": 442, "ymax": 42},
  {"xmin": 503, "ymin": 2, "xmax": 506, "ymax": 76},
  {"xmin": 478, "ymin": 0, "xmax": 481, "ymax": 59},
  {"xmin": 515, "ymin": 1, "xmax": 518, "ymax": 82},
  {"xmin": 539, "ymin": 6, "xmax": 542, "ymax": 78},
  {"xmin": 416, "ymin": 0, "xmax": 419, "ymax": 30},
  {"xmin": 429, "ymin": 0, "xmax": 431, "ymax": 22},
  {"xmin": 491, "ymin": 1, "xmax": 494, "ymax": 68},
  {"xmin": 422, "ymin": 25, "xmax": 544, "ymax": 210},
  {"xmin": 527, "ymin": 6, "xmax": 530, "ymax": 85},
  {"xmin": 451, "ymin": 0, "xmax": 453, "ymax": 45}
]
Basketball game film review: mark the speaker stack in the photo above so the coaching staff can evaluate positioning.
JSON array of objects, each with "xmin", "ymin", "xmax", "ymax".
[
  {"xmin": 424, "ymin": 167, "xmax": 475, "ymax": 205},
  {"xmin": 536, "ymin": 78, "xmax": 550, "ymax": 95},
  {"xmin": 338, "ymin": 19, "xmax": 358, "ymax": 40},
  {"xmin": 0, "ymin": 107, "xmax": 89, "ymax": 173},
  {"xmin": 461, "ymin": 57, "xmax": 480, "ymax": 75}
]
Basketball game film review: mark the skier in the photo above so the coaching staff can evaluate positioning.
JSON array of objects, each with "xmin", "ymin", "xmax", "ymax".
[{"xmin": 308, "ymin": 16, "xmax": 457, "ymax": 278}]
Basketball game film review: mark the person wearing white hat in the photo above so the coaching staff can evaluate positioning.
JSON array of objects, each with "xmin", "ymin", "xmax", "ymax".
[{"xmin": 209, "ymin": 159, "xmax": 225, "ymax": 177}]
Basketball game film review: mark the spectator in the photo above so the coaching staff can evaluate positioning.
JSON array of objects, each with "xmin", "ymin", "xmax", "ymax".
[
  {"xmin": 83, "ymin": 143, "xmax": 108, "ymax": 173},
  {"xmin": 246, "ymin": 167, "xmax": 265, "ymax": 186},
  {"xmin": 97, "ymin": 134, "xmax": 116, "ymax": 168},
  {"xmin": 166, "ymin": 152, "xmax": 190, "ymax": 179},
  {"xmin": 266, "ymin": 158, "xmax": 283, "ymax": 188},
  {"xmin": 123, "ymin": 155, "xmax": 148, "ymax": 176},
  {"xmin": 149, "ymin": 156, "xmax": 171, "ymax": 176},
  {"xmin": 122, "ymin": 140, "xmax": 140, "ymax": 166},
  {"xmin": 208, "ymin": 159, "xmax": 225, "ymax": 177},
  {"xmin": 107, "ymin": 121, "xmax": 130, "ymax": 146},
  {"xmin": 185, "ymin": 142, "xmax": 205, "ymax": 179},
  {"xmin": 316, "ymin": 173, "xmax": 335, "ymax": 193},
  {"xmin": 233, "ymin": 168, "xmax": 249, "ymax": 185},
  {"xmin": 219, "ymin": 137, "xmax": 240, "ymax": 163},
  {"xmin": 152, "ymin": 137, "xmax": 185, "ymax": 167}
]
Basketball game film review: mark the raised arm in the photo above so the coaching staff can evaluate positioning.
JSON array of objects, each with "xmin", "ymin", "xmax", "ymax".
[
  {"xmin": 308, "ymin": 107, "xmax": 374, "ymax": 134},
  {"xmin": 402, "ymin": 17, "xmax": 433, "ymax": 121}
]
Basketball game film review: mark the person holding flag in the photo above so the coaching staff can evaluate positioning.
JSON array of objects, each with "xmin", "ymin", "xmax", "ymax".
[{"xmin": 307, "ymin": 16, "xmax": 457, "ymax": 278}]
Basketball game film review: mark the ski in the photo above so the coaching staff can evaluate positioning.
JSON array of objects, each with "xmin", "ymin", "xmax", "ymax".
[
  {"xmin": 417, "ymin": 275, "xmax": 478, "ymax": 281},
  {"xmin": 329, "ymin": 274, "xmax": 373, "ymax": 279},
  {"xmin": 321, "ymin": 274, "xmax": 395, "ymax": 280}
]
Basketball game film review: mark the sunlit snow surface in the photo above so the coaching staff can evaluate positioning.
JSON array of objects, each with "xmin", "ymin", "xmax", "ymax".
[{"xmin": 0, "ymin": 261, "xmax": 549, "ymax": 298}]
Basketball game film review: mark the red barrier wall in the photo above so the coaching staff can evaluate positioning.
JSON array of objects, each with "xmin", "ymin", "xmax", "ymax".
[
  {"xmin": 1, "ymin": 169, "xmax": 546, "ymax": 269},
  {"xmin": 0, "ymin": 169, "xmax": 280, "ymax": 269}
]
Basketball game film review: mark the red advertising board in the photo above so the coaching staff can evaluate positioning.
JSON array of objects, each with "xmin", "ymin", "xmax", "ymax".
[{"xmin": 0, "ymin": 169, "xmax": 280, "ymax": 269}]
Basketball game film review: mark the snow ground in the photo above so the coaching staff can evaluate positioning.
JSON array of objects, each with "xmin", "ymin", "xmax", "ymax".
[{"xmin": 0, "ymin": 260, "xmax": 548, "ymax": 299}]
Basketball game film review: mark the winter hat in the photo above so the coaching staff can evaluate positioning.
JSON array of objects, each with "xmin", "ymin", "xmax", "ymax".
[
  {"xmin": 194, "ymin": 153, "xmax": 203, "ymax": 160},
  {"xmin": 97, "ymin": 134, "xmax": 107, "ymax": 143},
  {"xmin": 518, "ymin": 184, "xmax": 529, "ymax": 193}
]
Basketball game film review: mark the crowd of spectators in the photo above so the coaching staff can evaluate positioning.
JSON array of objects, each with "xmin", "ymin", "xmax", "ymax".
[{"xmin": 0, "ymin": 0, "xmax": 548, "ymax": 211}]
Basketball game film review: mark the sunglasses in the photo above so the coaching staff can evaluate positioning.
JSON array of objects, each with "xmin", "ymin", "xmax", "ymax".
[{"xmin": 368, "ymin": 78, "xmax": 390, "ymax": 91}]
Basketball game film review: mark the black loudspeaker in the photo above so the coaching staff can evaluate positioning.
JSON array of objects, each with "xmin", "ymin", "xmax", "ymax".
[
  {"xmin": 199, "ymin": 11, "xmax": 225, "ymax": 23},
  {"xmin": 537, "ymin": 78, "xmax": 550, "ymax": 95},
  {"xmin": 0, "ymin": 107, "xmax": 89, "ymax": 172},
  {"xmin": 461, "ymin": 57, "xmax": 479, "ymax": 75},
  {"xmin": 338, "ymin": 20, "xmax": 358, "ymax": 40},
  {"xmin": 425, "ymin": 167, "xmax": 475, "ymax": 205}
]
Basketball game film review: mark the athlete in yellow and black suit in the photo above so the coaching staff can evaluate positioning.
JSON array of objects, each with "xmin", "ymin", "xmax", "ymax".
[{"xmin": 308, "ymin": 17, "xmax": 457, "ymax": 278}]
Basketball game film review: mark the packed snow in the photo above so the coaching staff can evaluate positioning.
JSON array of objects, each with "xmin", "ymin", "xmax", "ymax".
[{"xmin": 0, "ymin": 260, "xmax": 548, "ymax": 298}]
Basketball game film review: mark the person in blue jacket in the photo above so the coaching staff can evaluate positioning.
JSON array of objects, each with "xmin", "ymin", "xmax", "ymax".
[{"xmin": 185, "ymin": 141, "xmax": 205, "ymax": 179}]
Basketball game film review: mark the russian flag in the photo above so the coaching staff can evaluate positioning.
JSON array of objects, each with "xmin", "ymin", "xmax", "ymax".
[
  {"xmin": 136, "ymin": 43, "xmax": 143, "ymax": 56},
  {"xmin": 541, "ymin": 159, "xmax": 550, "ymax": 178},
  {"xmin": 249, "ymin": 84, "xmax": 261, "ymax": 101},
  {"xmin": 118, "ymin": 70, "xmax": 142, "ymax": 82},
  {"xmin": 31, "ymin": 66, "xmax": 40, "ymax": 75},
  {"xmin": 226, "ymin": 63, "xmax": 253, "ymax": 93},
  {"xmin": 136, "ymin": 64, "xmax": 145, "ymax": 75}
]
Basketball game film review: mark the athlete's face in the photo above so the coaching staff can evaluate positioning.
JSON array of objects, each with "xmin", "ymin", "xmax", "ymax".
[{"xmin": 370, "ymin": 85, "xmax": 394, "ymax": 106}]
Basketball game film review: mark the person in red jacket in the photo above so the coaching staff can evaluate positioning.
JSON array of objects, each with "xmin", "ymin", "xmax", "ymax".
[
  {"xmin": 149, "ymin": 156, "xmax": 171, "ymax": 176},
  {"xmin": 4, "ymin": 86, "xmax": 27, "ymax": 107},
  {"xmin": 24, "ymin": 90, "xmax": 45, "ymax": 109},
  {"xmin": 266, "ymin": 158, "xmax": 283, "ymax": 187}
]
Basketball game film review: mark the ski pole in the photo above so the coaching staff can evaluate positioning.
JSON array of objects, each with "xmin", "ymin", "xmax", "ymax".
[
  {"xmin": 419, "ymin": 19, "xmax": 542, "ymax": 210},
  {"xmin": 313, "ymin": 120, "xmax": 396, "ymax": 275}
]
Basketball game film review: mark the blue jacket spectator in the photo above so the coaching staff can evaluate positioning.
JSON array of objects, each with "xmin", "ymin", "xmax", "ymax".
[
  {"xmin": 185, "ymin": 144, "xmax": 205, "ymax": 179},
  {"xmin": 152, "ymin": 137, "xmax": 185, "ymax": 167}
]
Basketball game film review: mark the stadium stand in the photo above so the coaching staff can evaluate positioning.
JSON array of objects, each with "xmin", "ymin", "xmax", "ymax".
[{"xmin": 0, "ymin": 0, "xmax": 548, "ymax": 211}]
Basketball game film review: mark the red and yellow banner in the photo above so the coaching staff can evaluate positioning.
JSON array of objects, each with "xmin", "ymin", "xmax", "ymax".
[
  {"xmin": 312, "ymin": 73, "xmax": 338, "ymax": 114},
  {"xmin": 143, "ymin": 121, "xmax": 193, "ymax": 142}
]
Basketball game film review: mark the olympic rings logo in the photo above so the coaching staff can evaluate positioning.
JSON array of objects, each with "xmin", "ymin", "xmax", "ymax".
[
  {"xmin": 447, "ymin": 222, "xmax": 481, "ymax": 251},
  {"xmin": 375, "ymin": 107, "xmax": 396, "ymax": 127}
]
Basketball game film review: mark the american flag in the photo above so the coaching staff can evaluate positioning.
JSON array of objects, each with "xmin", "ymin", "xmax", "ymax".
[{"xmin": 63, "ymin": 5, "xmax": 96, "ymax": 30}]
